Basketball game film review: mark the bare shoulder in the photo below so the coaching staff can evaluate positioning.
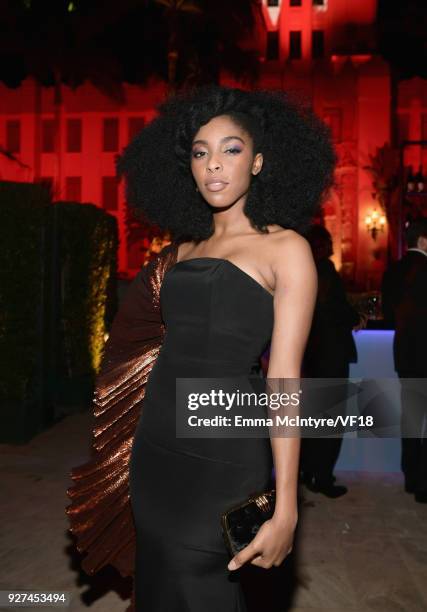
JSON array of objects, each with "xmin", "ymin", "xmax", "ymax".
[
  {"xmin": 264, "ymin": 227, "xmax": 316, "ymax": 287},
  {"xmin": 265, "ymin": 227, "xmax": 312, "ymax": 264}
]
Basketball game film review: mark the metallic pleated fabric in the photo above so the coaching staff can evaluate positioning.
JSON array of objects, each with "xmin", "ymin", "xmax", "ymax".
[{"xmin": 65, "ymin": 241, "xmax": 178, "ymax": 610}]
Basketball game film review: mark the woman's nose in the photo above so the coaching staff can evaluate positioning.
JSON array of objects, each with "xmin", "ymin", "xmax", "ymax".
[{"xmin": 207, "ymin": 158, "xmax": 222, "ymax": 172}]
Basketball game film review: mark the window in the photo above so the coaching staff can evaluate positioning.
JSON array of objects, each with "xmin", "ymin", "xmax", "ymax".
[
  {"xmin": 41, "ymin": 119, "xmax": 55, "ymax": 153},
  {"xmin": 421, "ymin": 114, "xmax": 427, "ymax": 140},
  {"xmin": 65, "ymin": 177, "xmax": 82, "ymax": 202},
  {"xmin": 289, "ymin": 31, "xmax": 302, "ymax": 59},
  {"xmin": 66, "ymin": 118, "xmax": 82, "ymax": 152},
  {"xmin": 323, "ymin": 108, "xmax": 342, "ymax": 143},
  {"xmin": 313, "ymin": 0, "xmax": 325, "ymax": 5},
  {"xmin": 128, "ymin": 117, "xmax": 146, "ymax": 142},
  {"xmin": 397, "ymin": 114, "xmax": 410, "ymax": 142},
  {"xmin": 6, "ymin": 120, "xmax": 21, "ymax": 153},
  {"xmin": 312, "ymin": 30, "xmax": 324, "ymax": 59},
  {"xmin": 103, "ymin": 118, "xmax": 119, "ymax": 152},
  {"xmin": 267, "ymin": 0, "xmax": 279, "ymax": 5},
  {"xmin": 421, "ymin": 117, "xmax": 427, "ymax": 170},
  {"xmin": 266, "ymin": 31, "xmax": 279, "ymax": 61},
  {"xmin": 102, "ymin": 176, "xmax": 119, "ymax": 211},
  {"xmin": 290, "ymin": 0, "xmax": 302, "ymax": 6}
]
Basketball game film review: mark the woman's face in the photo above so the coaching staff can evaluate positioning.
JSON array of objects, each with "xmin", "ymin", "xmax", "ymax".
[{"xmin": 190, "ymin": 114, "xmax": 263, "ymax": 208}]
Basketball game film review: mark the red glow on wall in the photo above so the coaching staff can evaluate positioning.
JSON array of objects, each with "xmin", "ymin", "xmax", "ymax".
[{"xmin": 0, "ymin": 0, "xmax": 426, "ymax": 290}]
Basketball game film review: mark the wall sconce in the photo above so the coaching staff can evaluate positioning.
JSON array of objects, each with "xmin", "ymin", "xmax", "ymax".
[{"xmin": 365, "ymin": 208, "xmax": 386, "ymax": 240}]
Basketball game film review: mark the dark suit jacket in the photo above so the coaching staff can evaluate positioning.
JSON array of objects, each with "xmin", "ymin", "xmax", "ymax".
[
  {"xmin": 381, "ymin": 249, "xmax": 427, "ymax": 376},
  {"xmin": 302, "ymin": 258, "xmax": 360, "ymax": 377}
]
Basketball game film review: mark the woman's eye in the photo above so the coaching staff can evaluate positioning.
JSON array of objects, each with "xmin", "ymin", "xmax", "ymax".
[{"xmin": 192, "ymin": 147, "xmax": 241, "ymax": 159}]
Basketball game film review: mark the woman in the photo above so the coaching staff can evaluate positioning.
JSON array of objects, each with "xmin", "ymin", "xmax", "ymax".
[{"xmin": 66, "ymin": 84, "xmax": 336, "ymax": 611}]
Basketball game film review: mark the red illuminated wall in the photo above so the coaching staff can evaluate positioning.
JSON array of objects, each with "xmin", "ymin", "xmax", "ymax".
[
  {"xmin": 0, "ymin": 0, "xmax": 426, "ymax": 289},
  {"xmin": 0, "ymin": 79, "xmax": 168, "ymax": 275}
]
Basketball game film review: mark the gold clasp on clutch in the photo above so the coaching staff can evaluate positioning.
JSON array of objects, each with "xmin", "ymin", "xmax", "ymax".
[{"xmin": 254, "ymin": 494, "xmax": 270, "ymax": 513}]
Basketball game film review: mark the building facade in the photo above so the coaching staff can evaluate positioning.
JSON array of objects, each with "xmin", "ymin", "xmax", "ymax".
[{"xmin": 1, "ymin": 0, "xmax": 426, "ymax": 288}]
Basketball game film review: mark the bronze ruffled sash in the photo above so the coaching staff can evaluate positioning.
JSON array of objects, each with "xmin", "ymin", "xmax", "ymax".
[{"xmin": 65, "ymin": 241, "xmax": 178, "ymax": 609}]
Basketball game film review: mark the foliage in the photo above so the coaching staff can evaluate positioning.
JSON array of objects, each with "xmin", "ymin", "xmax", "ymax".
[
  {"xmin": 0, "ymin": 180, "xmax": 49, "ymax": 403},
  {"xmin": 377, "ymin": 0, "xmax": 427, "ymax": 79},
  {"xmin": 363, "ymin": 143, "xmax": 400, "ymax": 215},
  {"xmin": 0, "ymin": 0, "xmax": 261, "ymax": 91},
  {"xmin": 363, "ymin": 142, "xmax": 401, "ymax": 258},
  {"xmin": 0, "ymin": 182, "xmax": 118, "ymax": 441},
  {"xmin": 53, "ymin": 201, "xmax": 119, "ymax": 377}
]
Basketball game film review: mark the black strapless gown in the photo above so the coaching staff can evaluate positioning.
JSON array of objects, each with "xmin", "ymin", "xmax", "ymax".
[{"xmin": 129, "ymin": 257, "xmax": 274, "ymax": 611}]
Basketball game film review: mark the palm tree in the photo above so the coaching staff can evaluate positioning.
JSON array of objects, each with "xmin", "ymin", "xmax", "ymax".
[
  {"xmin": 155, "ymin": 0, "xmax": 202, "ymax": 93},
  {"xmin": 154, "ymin": 0, "xmax": 260, "ymax": 92}
]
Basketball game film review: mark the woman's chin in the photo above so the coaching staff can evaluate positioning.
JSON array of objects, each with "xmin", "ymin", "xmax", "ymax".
[
  {"xmin": 207, "ymin": 200, "xmax": 236, "ymax": 211},
  {"xmin": 202, "ymin": 193, "xmax": 240, "ymax": 209}
]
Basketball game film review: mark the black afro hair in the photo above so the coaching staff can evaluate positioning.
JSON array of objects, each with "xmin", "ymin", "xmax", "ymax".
[{"xmin": 116, "ymin": 84, "xmax": 337, "ymax": 243}]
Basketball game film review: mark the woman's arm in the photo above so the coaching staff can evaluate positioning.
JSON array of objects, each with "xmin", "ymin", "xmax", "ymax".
[
  {"xmin": 227, "ymin": 231, "xmax": 317, "ymax": 571},
  {"xmin": 266, "ymin": 233, "xmax": 317, "ymax": 521}
]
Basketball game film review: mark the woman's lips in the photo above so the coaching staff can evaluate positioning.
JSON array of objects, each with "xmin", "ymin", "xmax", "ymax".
[{"xmin": 205, "ymin": 181, "xmax": 228, "ymax": 192}]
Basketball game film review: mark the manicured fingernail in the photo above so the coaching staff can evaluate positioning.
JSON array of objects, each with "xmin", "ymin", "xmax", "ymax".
[{"xmin": 228, "ymin": 560, "xmax": 236, "ymax": 570}]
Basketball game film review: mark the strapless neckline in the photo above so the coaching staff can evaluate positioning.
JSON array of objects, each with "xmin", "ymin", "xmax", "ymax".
[{"xmin": 168, "ymin": 257, "xmax": 274, "ymax": 300}]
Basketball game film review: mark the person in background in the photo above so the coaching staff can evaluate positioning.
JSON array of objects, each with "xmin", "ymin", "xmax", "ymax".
[
  {"xmin": 381, "ymin": 216, "xmax": 427, "ymax": 503},
  {"xmin": 299, "ymin": 224, "xmax": 365, "ymax": 498}
]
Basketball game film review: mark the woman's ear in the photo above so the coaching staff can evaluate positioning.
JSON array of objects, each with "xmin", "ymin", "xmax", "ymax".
[{"xmin": 252, "ymin": 152, "xmax": 263, "ymax": 176}]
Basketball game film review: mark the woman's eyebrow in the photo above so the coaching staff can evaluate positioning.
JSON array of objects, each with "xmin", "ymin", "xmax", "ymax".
[{"xmin": 192, "ymin": 135, "xmax": 245, "ymax": 146}]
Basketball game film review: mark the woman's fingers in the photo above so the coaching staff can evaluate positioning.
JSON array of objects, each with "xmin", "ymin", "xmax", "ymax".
[
  {"xmin": 227, "ymin": 541, "xmax": 261, "ymax": 570},
  {"xmin": 227, "ymin": 521, "xmax": 294, "ymax": 571}
]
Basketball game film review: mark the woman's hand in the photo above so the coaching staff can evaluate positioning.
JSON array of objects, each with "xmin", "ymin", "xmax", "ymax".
[{"xmin": 227, "ymin": 511, "xmax": 297, "ymax": 571}]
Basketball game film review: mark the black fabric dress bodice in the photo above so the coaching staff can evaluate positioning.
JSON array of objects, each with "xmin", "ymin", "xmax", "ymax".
[
  {"xmin": 160, "ymin": 257, "xmax": 274, "ymax": 374},
  {"xmin": 139, "ymin": 257, "xmax": 274, "ymax": 454},
  {"xmin": 129, "ymin": 257, "xmax": 276, "ymax": 612}
]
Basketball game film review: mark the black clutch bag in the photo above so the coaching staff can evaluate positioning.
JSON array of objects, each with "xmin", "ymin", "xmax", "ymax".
[{"xmin": 221, "ymin": 489, "xmax": 276, "ymax": 557}]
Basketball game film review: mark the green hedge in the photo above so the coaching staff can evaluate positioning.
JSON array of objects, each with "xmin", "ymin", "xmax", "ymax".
[
  {"xmin": 0, "ymin": 181, "xmax": 49, "ymax": 435},
  {"xmin": 0, "ymin": 181, "xmax": 118, "ymax": 443},
  {"xmin": 50, "ymin": 201, "xmax": 118, "ymax": 411}
]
